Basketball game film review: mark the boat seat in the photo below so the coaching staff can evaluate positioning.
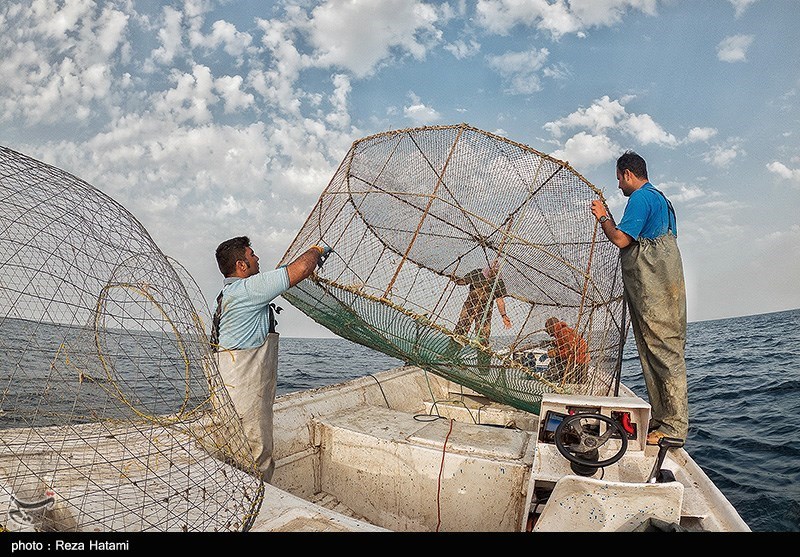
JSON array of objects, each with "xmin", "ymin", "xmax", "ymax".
[
  {"xmin": 311, "ymin": 405, "xmax": 536, "ymax": 531},
  {"xmin": 533, "ymin": 475, "xmax": 684, "ymax": 532}
]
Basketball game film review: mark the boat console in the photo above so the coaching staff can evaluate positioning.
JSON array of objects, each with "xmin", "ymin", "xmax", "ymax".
[{"xmin": 528, "ymin": 392, "xmax": 686, "ymax": 531}]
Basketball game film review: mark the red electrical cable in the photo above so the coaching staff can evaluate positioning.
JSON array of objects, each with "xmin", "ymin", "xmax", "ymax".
[{"xmin": 436, "ymin": 418, "xmax": 454, "ymax": 532}]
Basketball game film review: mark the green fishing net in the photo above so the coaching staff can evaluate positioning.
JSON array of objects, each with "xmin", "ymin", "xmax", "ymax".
[{"xmin": 280, "ymin": 124, "xmax": 626, "ymax": 414}]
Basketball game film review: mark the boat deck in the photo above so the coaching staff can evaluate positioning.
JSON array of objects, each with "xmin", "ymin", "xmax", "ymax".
[{"xmin": 269, "ymin": 366, "xmax": 749, "ymax": 532}]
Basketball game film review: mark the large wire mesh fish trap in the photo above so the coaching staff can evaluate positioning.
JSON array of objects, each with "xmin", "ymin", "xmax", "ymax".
[
  {"xmin": 0, "ymin": 146, "xmax": 263, "ymax": 532},
  {"xmin": 280, "ymin": 124, "xmax": 627, "ymax": 414}
]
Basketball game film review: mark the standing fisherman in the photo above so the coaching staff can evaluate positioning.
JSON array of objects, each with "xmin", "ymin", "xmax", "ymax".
[
  {"xmin": 591, "ymin": 151, "xmax": 688, "ymax": 445},
  {"xmin": 211, "ymin": 236, "xmax": 331, "ymax": 481}
]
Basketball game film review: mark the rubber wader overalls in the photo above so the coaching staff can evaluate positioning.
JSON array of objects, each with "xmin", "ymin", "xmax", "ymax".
[
  {"xmin": 620, "ymin": 194, "xmax": 689, "ymax": 440},
  {"xmin": 212, "ymin": 298, "xmax": 280, "ymax": 483}
]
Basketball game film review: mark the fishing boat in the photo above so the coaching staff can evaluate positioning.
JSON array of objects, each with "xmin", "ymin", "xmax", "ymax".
[
  {"xmin": 0, "ymin": 129, "xmax": 750, "ymax": 533},
  {"xmin": 1, "ymin": 362, "xmax": 748, "ymax": 533},
  {"xmin": 240, "ymin": 125, "xmax": 749, "ymax": 532},
  {"xmin": 248, "ymin": 362, "xmax": 749, "ymax": 532}
]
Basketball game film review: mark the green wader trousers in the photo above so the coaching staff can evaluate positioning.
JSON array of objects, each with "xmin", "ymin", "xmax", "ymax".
[{"xmin": 621, "ymin": 234, "xmax": 689, "ymax": 439}]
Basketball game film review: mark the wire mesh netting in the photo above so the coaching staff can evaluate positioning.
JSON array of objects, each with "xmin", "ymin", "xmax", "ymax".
[
  {"xmin": 280, "ymin": 124, "xmax": 627, "ymax": 413},
  {"xmin": 0, "ymin": 145, "xmax": 263, "ymax": 532}
]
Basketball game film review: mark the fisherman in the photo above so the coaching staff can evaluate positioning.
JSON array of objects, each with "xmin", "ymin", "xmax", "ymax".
[
  {"xmin": 451, "ymin": 259, "xmax": 512, "ymax": 370},
  {"xmin": 544, "ymin": 317, "xmax": 589, "ymax": 383},
  {"xmin": 210, "ymin": 236, "xmax": 331, "ymax": 482},
  {"xmin": 590, "ymin": 151, "xmax": 688, "ymax": 445}
]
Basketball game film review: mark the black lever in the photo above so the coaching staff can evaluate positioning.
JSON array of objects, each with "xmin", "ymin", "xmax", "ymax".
[{"xmin": 647, "ymin": 436, "xmax": 685, "ymax": 483}]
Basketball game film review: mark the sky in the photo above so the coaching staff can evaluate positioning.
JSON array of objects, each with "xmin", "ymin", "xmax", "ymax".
[{"xmin": 1, "ymin": 0, "xmax": 798, "ymax": 338}]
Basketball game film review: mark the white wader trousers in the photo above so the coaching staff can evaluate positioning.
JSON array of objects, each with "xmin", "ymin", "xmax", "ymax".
[{"xmin": 216, "ymin": 332, "xmax": 279, "ymax": 483}]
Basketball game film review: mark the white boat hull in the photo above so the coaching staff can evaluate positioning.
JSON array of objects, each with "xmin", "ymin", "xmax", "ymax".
[{"xmin": 260, "ymin": 365, "xmax": 749, "ymax": 532}]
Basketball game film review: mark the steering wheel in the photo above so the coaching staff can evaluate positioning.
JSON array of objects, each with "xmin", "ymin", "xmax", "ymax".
[{"xmin": 554, "ymin": 412, "xmax": 628, "ymax": 469}]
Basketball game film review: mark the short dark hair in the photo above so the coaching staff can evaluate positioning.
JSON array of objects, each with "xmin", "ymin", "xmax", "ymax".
[
  {"xmin": 215, "ymin": 236, "xmax": 250, "ymax": 277},
  {"xmin": 617, "ymin": 150, "xmax": 648, "ymax": 180}
]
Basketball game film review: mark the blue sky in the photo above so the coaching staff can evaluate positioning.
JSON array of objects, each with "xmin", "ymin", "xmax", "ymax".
[{"xmin": 1, "ymin": 0, "xmax": 798, "ymax": 337}]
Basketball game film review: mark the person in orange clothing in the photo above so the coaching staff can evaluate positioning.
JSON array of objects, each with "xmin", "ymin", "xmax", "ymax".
[{"xmin": 544, "ymin": 317, "xmax": 589, "ymax": 383}]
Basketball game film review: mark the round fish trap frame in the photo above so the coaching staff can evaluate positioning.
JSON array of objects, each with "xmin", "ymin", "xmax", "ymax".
[
  {"xmin": 281, "ymin": 124, "xmax": 626, "ymax": 413},
  {"xmin": 0, "ymin": 146, "xmax": 263, "ymax": 532}
]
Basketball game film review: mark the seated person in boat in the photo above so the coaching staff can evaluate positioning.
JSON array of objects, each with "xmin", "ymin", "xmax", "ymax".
[{"xmin": 544, "ymin": 317, "xmax": 589, "ymax": 383}]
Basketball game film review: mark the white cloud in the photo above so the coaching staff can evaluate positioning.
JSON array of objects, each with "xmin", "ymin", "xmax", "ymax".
[
  {"xmin": 543, "ymin": 95, "xmax": 681, "ymax": 174},
  {"xmin": 551, "ymin": 131, "xmax": 619, "ymax": 170},
  {"xmin": 659, "ymin": 180, "xmax": 705, "ymax": 203},
  {"xmin": 703, "ymin": 143, "xmax": 744, "ymax": 168},
  {"xmin": 403, "ymin": 93, "xmax": 441, "ymax": 124},
  {"xmin": 476, "ymin": 0, "xmax": 582, "ymax": 38},
  {"xmin": 252, "ymin": 16, "xmax": 307, "ymax": 115},
  {"xmin": 0, "ymin": 2, "xmax": 131, "ymax": 124},
  {"xmin": 728, "ymin": 0, "xmax": 760, "ymax": 18},
  {"xmin": 717, "ymin": 34, "xmax": 753, "ymax": 63},
  {"xmin": 218, "ymin": 194, "xmax": 244, "ymax": 217},
  {"xmin": 265, "ymin": 115, "xmax": 354, "ymax": 194},
  {"xmin": 476, "ymin": 0, "xmax": 658, "ymax": 38},
  {"xmin": 149, "ymin": 6, "xmax": 184, "ymax": 67},
  {"xmin": 543, "ymin": 95, "xmax": 627, "ymax": 138},
  {"xmin": 677, "ymin": 193, "xmax": 748, "ymax": 250},
  {"xmin": 435, "ymin": 1, "xmax": 462, "ymax": 23},
  {"xmin": 570, "ymin": 0, "xmax": 659, "ymax": 27},
  {"xmin": 685, "ymin": 127, "xmax": 717, "ymax": 143},
  {"xmin": 152, "ymin": 65, "xmax": 217, "ymax": 124},
  {"xmin": 34, "ymin": 117, "xmax": 279, "ymax": 235},
  {"xmin": 93, "ymin": 5, "xmax": 130, "ymax": 59},
  {"xmin": 33, "ymin": 0, "xmax": 93, "ymax": 38},
  {"xmin": 193, "ymin": 19, "xmax": 253, "ymax": 59},
  {"xmin": 622, "ymin": 113, "xmax": 678, "ymax": 146},
  {"xmin": 542, "ymin": 62, "xmax": 571, "ymax": 81},
  {"xmin": 767, "ymin": 161, "xmax": 800, "ymax": 183},
  {"xmin": 759, "ymin": 224, "xmax": 800, "ymax": 247},
  {"xmin": 444, "ymin": 39, "xmax": 481, "ymax": 59},
  {"xmin": 305, "ymin": 0, "xmax": 441, "ymax": 78},
  {"xmin": 214, "ymin": 75, "xmax": 255, "ymax": 113},
  {"xmin": 487, "ymin": 48, "xmax": 549, "ymax": 94},
  {"xmin": 324, "ymin": 73, "xmax": 352, "ymax": 129}
]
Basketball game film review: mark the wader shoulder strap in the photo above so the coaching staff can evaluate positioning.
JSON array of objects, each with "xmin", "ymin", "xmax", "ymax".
[
  {"xmin": 210, "ymin": 290, "xmax": 223, "ymax": 352},
  {"xmin": 211, "ymin": 289, "xmax": 283, "ymax": 347},
  {"xmin": 268, "ymin": 302, "xmax": 283, "ymax": 334},
  {"xmin": 654, "ymin": 188, "xmax": 676, "ymax": 234}
]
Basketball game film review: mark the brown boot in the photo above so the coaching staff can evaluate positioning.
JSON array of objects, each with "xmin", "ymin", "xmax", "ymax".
[{"xmin": 646, "ymin": 430, "xmax": 668, "ymax": 446}]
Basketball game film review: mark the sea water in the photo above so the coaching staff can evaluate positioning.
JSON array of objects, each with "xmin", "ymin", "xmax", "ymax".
[{"xmin": 279, "ymin": 307, "xmax": 800, "ymax": 533}]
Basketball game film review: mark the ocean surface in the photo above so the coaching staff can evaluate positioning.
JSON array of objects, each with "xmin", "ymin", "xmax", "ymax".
[{"xmin": 277, "ymin": 307, "xmax": 800, "ymax": 533}]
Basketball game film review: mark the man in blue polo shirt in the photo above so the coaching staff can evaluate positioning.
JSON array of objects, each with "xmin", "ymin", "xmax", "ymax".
[
  {"xmin": 590, "ymin": 151, "xmax": 688, "ymax": 445},
  {"xmin": 211, "ymin": 236, "xmax": 330, "ymax": 482}
]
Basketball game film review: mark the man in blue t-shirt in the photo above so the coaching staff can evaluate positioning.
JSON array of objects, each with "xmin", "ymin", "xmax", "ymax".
[
  {"xmin": 210, "ymin": 236, "xmax": 330, "ymax": 482},
  {"xmin": 590, "ymin": 151, "xmax": 688, "ymax": 445}
]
